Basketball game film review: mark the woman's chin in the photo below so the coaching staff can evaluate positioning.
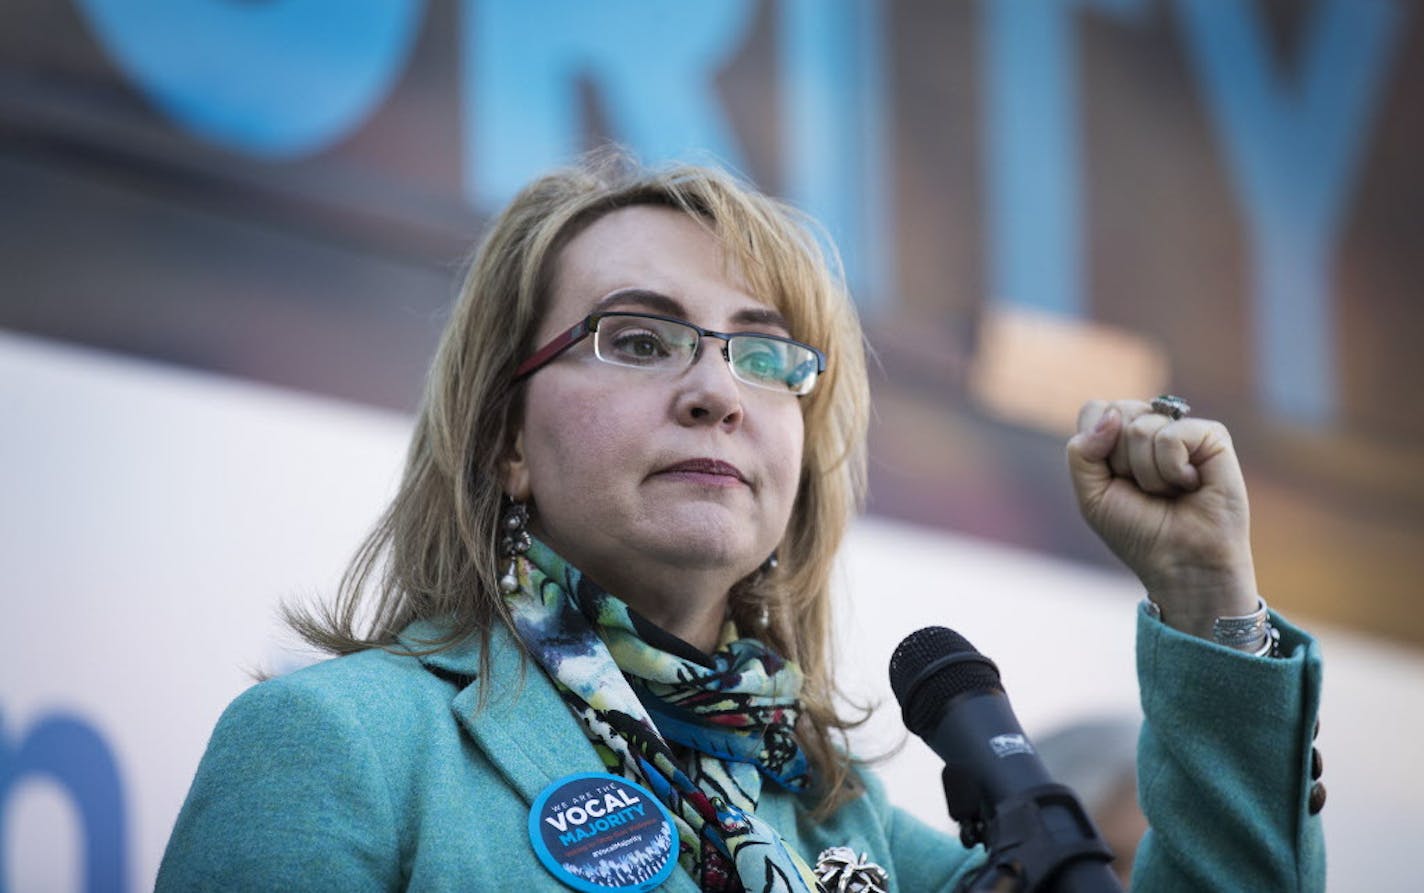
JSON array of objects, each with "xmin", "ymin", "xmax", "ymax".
[{"xmin": 634, "ymin": 512, "xmax": 767, "ymax": 573}]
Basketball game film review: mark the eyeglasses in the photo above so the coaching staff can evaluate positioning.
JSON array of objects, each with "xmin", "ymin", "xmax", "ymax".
[{"xmin": 514, "ymin": 311, "xmax": 827, "ymax": 396}]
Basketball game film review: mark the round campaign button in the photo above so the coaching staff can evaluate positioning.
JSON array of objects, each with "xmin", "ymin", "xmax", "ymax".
[{"xmin": 528, "ymin": 772, "xmax": 679, "ymax": 891}]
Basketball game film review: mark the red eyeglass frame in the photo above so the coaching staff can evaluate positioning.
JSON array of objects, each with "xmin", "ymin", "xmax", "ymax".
[{"xmin": 512, "ymin": 311, "xmax": 827, "ymax": 393}]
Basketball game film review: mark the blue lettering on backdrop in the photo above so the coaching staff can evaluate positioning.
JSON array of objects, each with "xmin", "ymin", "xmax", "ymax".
[
  {"xmin": 70, "ymin": 0, "xmax": 1405, "ymax": 422},
  {"xmin": 463, "ymin": 0, "xmax": 756, "ymax": 209},
  {"xmin": 74, "ymin": 0, "xmax": 423, "ymax": 158},
  {"xmin": 981, "ymin": 0, "xmax": 1145, "ymax": 318},
  {"xmin": 82, "ymin": 0, "xmax": 891, "ymax": 307},
  {"xmin": 1174, "ymin": 0, "xmax": 1403, "ymax": 425},
  {"xmin": 1, "ymin": 711, "xmax": 127, "ymax": 893},
  {"xmin": 779, "ymin": 0, "xmax": 890, "ymax": 310}
]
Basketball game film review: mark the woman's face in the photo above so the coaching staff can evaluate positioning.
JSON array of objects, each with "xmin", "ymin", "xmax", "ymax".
[{"xmin": 504, "ymin": 205, "xmax": 806, "ymax": 597}]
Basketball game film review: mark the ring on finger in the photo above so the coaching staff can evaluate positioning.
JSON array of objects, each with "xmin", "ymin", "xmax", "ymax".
[{"xmin": 1150, "ymin": 394, "xmax": 1191, "ymax": 420}]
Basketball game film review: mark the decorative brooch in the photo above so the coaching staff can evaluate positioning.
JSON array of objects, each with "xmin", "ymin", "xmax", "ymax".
[{"xmin": 814, "ymin": 846, "xmax": 889, "ymax": 893}]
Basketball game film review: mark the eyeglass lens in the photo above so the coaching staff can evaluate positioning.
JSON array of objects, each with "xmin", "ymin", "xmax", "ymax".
[{"xmin": 592, "ymin": 314, "xmax": 819, "ymax": 395}]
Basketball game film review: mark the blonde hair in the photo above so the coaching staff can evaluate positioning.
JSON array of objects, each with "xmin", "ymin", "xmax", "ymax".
[{"xmin": 289, "ymin": 151, "xmax": 871, "ymax": 814}]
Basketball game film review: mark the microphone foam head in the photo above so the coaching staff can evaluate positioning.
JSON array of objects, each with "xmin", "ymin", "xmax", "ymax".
[{"xmin": 889, "ymin": 627, "xmax": 1003, "ymax": 736}]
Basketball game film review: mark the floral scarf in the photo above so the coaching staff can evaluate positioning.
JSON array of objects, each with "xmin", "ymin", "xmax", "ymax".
[{"xmin": 504, "ymin": 538, "xmax": 820, "ymax": 892}]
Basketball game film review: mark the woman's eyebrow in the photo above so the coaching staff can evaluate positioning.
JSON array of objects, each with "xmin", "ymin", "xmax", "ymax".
[
  {"xmin": 730, "ymin": 306, "xmax": 790, "ymax": 332},
  {"xmin": 593, "ymin": 288, "xmax": 790, "ymax": 333},
  {"xmin": 592, "ymin": 288, "xmax": 686, "ymax": 317}
]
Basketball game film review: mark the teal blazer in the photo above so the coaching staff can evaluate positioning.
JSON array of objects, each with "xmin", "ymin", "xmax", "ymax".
[{"xmin": 158, "ymin": 609, "xmax": 1324, "ymax": 891}]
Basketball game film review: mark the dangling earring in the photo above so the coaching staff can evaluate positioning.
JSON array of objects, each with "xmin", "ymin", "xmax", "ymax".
[
  {"xmin": 498, "ymin": 502, "xmax": 531, "ymax": 593},
  {"xmin": 753, "ymin": 552, "xmax": 779, "ymax": 629}
]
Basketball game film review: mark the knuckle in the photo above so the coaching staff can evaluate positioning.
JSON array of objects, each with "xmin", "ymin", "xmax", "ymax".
[
  {"xmin": 1077, "ymin": 399, "xmax": 1107, "ymax": 425},
  {"xmin": 1127, "ymin": 414, "xmax": 1159, "ymax": 436}
]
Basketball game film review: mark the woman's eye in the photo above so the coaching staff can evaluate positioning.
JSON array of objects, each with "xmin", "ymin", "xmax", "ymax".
[
  {"xmin": 738, "ymin": 347, "xmax": 784, "ymax": 378},
  {"xmin": 610, "ymin": 330, "xmax": 670, "ymax": 359},
  {"xmin": 745, "ymin": 354, "xmax": 774, "ymax": 374}
]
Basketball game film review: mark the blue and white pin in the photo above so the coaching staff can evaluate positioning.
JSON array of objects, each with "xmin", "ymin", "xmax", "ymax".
[{"xmin": 529, "ymin": 772, "xmax": 679, "ymax": 891}]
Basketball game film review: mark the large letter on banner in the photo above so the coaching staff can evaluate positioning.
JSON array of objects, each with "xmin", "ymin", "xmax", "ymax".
[
  {"xmin": 464, "ymin": 0, "xmax": 755, "ymax": 209},
  {"xmin": 1176, "ymin": 0, "xmax": 1403, "ymax": 424},
  {"xmin": 1, "ymin": 712, "xmax": 128, "ymax": 893},
  {"xmin": 75, "ymin": 0, "xmax": 423, "ymax": 158}
]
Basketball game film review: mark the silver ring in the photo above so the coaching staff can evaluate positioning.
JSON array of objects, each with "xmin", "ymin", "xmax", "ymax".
[{"xmin": 1150, "ymin": 394, "xmax": 1191, "ymax": 420}]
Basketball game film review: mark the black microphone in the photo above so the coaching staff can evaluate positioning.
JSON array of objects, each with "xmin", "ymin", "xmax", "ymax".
[{"xmin": 889, "ymin": 627, "xmax": 1122, "ymax": 893}]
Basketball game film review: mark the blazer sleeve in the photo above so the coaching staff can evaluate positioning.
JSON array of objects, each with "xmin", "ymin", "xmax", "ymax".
[
  {"xmin": 1132, "ymin": 606, "xmax": 1325, "ymax": 892},
  {"xmin": 156, "ymin": 675, "xmax": 403, "ymax": 891}
]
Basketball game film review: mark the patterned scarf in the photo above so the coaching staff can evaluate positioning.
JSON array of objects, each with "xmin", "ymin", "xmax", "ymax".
[{"xmin": 504, "ymin": 538, "xmax": 821, "ymax": 893}]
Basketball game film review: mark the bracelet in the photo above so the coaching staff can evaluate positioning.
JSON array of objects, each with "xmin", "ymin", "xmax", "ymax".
[
  {"xmin": 1213, "ymin": 597, "xmax": 1270, "ymax": 649},
  {"xmin": 1141, "ymin": 595, "xmax": 1281, "ymax": 658},
  {"xmin": 1252, "ymin": 623, "xmax": 1282, "ymax": 658}
]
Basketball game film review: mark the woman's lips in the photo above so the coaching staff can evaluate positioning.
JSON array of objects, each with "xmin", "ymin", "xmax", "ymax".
[{"xmin": 655, "ymin": 458, "xmax": 748, "ymax": 487}]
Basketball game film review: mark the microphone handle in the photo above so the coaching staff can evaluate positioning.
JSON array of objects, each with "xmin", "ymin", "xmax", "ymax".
[
  {"xmin": 968, "ymin": 858, "xmax": 1122, "ymax": 893},
  {"xmin": 1053, "ymin": 859, "xmax": 1124, "ymax": 893},
  {"xmin": 925, "ymin": 694, "xmax": 1122, "ymax": 893},
  {"xmin": 954, "ymin": 780, "xmax": 1122, "ymax": 893},
  {"xmin": 925, "ymin": 692, "xmax": 1055, "ymax": 808}
]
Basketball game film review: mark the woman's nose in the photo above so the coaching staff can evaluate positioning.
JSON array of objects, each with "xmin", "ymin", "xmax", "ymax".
[{"xmin": 674, "ymin": 342, "xmax": 744, "ymax": 427}]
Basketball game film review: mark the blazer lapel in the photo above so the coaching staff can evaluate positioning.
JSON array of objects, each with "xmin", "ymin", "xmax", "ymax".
[
  {"xmin": 402, "ymin": 620, "xmax": 604, "ymax": 802},
  {"xmin": 402, "ymin": 619, "xmax": 703, "ymax": 893}
]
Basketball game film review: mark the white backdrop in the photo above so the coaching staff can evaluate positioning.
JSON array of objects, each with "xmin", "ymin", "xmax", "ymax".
[{"xmin": 2, "ymin": 330, "xmax": 1419, "ymax": 891}]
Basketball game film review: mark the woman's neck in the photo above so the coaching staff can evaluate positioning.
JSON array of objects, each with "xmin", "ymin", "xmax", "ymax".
[
  {"xmin": 592, "ymin": 566, "xmax": 729, "ymax": 653},
  {"xmin": 530, "ymin": 531, "xmax": 749, "ymax": 653}
]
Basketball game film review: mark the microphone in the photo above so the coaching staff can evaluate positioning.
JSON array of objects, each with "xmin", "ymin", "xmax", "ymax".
[{"xmin": 889, "ymin": 627, "xmax": 1122, "ymax": 893}]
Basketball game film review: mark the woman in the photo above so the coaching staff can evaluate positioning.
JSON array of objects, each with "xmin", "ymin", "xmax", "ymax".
[{"xmin": 158, "ymin": 157, "xmax": 1325, "ymax": 891}]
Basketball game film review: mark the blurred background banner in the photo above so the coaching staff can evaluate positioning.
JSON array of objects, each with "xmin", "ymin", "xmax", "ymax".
[{"xmin": 2, "ymin": 1, "xmax": 1421, "ymax": 890}]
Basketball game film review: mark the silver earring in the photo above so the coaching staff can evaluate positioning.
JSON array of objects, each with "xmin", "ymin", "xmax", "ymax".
[
  {"xmin": 498, "ymin": 502, "xmax": 531, "ymax": 593},
  {"xmin": 753, "ymin": 552, "xmax": 779, "ymax": 628},
  {"xmin": 754, "ymin": 600, "xmax": 771, "ymax": 630}
]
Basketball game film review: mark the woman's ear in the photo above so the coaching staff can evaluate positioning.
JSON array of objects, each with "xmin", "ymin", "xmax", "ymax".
[{"xmin": 501, "ymin": 428, "xmax": 532, "ymax": 501}]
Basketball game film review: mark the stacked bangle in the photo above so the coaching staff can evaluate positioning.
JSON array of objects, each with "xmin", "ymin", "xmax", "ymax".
[{"xmin": 1142, "ymin": 595, "xmax": 1281, "ymax": 658}]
